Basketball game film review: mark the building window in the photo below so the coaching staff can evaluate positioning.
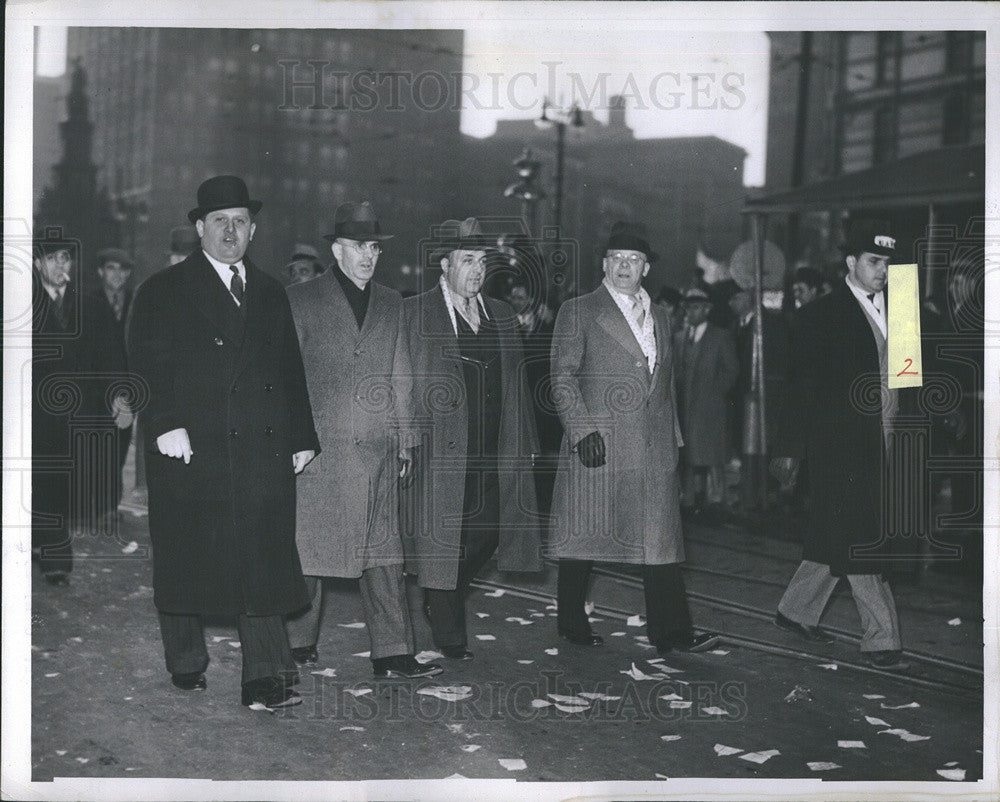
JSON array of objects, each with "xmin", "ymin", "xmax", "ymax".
[
  {"xmin": 942, "ymin": 92, "xmax": 967, "ymax": 146},
  {"xmin": 899, "ymin": 31, "xmax": 946, "ymax": 81},
  {"xmin": 945, "ymin": 32, "xmax": 969, "ymax": 72},
  {"xmin": 972, "ymin": 33, "xmax": 986, "ymax": 67},
  {"xmin": 838, "ymin": 109, "xmax": 874, "ymax": 173},
  {"xmin": 896, "ymin": 98, "xmax": 944, "ymax": 158},
  {"xmin": 969, "ymin": 90, "xmax": 985, "ymax": 142},
  {"xmin": 873, "ymin": 106, "xmax": 896, "ymax": 164},
  {"xmin": 876, "ymin": 32, "xmax": 896, "ymax": 86}
]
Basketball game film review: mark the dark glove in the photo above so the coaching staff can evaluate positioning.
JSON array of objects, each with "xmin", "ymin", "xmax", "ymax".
[{"xmin": 576, "ymin": 431, "xmax": 606, "ymax": 469}]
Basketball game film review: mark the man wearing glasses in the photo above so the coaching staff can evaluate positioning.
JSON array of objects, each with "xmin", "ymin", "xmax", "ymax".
[
  {"xmin": 549, "ymin": 222, "xmax": 721, "ymax": 656},
  {"xmin": 285, "ymin": 202, "xmax": 442, "ymax": 679}
]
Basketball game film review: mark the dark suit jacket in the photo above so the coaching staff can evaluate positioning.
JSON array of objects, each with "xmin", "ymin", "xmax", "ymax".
[{"xmin": 126, "ymin": 250, "xmax": 319, "ymax": 615}]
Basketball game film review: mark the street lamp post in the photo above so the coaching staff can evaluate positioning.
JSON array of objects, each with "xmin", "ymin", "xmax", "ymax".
[
  {"xmin": 536, "ymin": 99, "xmax": 584, "ymax": 242},
  {"xmin": 504, "ymin": 148, "xmax": 545, "ymax": 236}
]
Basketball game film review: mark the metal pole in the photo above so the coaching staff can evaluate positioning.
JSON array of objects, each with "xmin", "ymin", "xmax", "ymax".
[
  {"xmin": 754, "ymin": 215, "xmax": 768, "ymax": 509},
  {"xmin": 554, "ymin": 120, "xmax": 566, "ymax": 240},
  {"xmin": 925, "ymin": 201, "xmax": 937, "ymax": 300}
]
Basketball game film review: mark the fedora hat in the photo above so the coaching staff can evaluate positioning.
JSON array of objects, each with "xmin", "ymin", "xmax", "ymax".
[
  {"xmin": 427, "ymin": 217, "xmax": 499, "ymax": 264},
  {"xmin": 322, "ymin": 202, "xmax": 393, "ymax": 242},
  {"xmin": 604, "ymin": 221, "xmax": 658, "ymax": 263},
  {"xmin": 95, "ymin": 247, "xmax": 134, "ymax": 269},
  {"xmin": 187, "ymin": 175, "xmax": 262, "ymax": 224}
]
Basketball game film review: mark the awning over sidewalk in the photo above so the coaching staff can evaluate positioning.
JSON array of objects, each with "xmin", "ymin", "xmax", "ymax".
[{"xmin": 744, "ymin": 143, "xmax": 984, "ymax": 213}]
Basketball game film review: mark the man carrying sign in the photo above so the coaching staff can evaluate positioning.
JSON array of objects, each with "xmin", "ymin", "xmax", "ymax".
[{"xmin": 770, "ymin": 218, "xmax": 910, "ymax": 672}]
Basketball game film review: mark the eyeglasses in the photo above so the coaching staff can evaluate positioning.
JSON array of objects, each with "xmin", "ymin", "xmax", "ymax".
[
  {"xmin": 607, "ymin": 252, "xmax": 646, "ymax": 267},
  {"xmin": 343, "ymin": 241, "xmax": 382, "ymax": 255}
]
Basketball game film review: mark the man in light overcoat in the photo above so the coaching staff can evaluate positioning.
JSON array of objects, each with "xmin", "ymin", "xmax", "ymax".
[
  {"xmin": 549, "ymin": 222, "xmax": 721, "ymax": 655},
  {"xmin": 285, "ymin": 202, "xmax": 442, "ymax": 680}
]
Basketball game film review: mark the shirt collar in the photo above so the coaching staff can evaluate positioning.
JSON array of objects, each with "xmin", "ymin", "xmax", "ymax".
[
  {"xmin": 845, "ymin": 274, "xmax": 882, "ymax": 307},
  {"xmin": 602, "ymin": 277, "xmax": 650, "ymax": 312},
  {"xmin": 439, "ymin": 275, "xmax": 488, "ymax": 336},
  {"xmin": 203, "ymin": 249, "xmax": 245, "ymax": 279}
]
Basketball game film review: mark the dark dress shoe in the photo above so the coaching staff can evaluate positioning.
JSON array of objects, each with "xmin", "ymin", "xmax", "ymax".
[
  {"xmin": 372, "ymin": 654, "xmax": 444, "ymax": 678},
  {"xmin": 171, "ymin": 672, "xmax": 207, "ymax": 691},
  {"xmin": 774, "ymin": 611, "xmax": 834, "ymax": 644},
  {"xmin": 43, "ymin": 572, "xmax": 70, "ymax": 587},
  {"xmin": 440, "ymin": 645, "xmax": 474, "ymax": 660},
  {"xmin": 241, "ymin": 676, "xmax": 302, "ymax": 709},
  {"xmin": 864, "ymin": 650, "xmax": 910, "ymax": 671},
  {"xmin": 668, "ymin": 632, "xmax": 721, "ymax": 653},
  {"xmin": 291, "ymin": 645, "xmax": 319, "ymax": 665},
  {"xmin": 558, "ymin": 631, "xmax": 604, "ymax": 647}
]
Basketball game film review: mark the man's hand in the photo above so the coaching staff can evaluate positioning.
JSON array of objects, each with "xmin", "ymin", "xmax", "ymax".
[
  {"xmin": 157, "ymin": 428, "xmax": 193, "ymax": 464},
  {"xmin": 398, "ymin": 446, "xmax": 417, "ymax": 489},
  {"xmin": 769, "ymin": 456, "xmax": 800, "ymax": 489},
  {"xmin": 112, "ymin": 395, "xmax": 134, "ymax": 430},
  {"xmin": 292, "ymin": 450, "xmax": 316, "ymax": 474},
  {"xmin": 576, "ymin": 431, "xmax": 606, "ymax": 469}
]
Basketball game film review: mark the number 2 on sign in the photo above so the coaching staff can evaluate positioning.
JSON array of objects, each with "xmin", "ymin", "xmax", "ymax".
[{"xmin": 896, "ymin": 358, "xmax": 918, "ymax": 377}]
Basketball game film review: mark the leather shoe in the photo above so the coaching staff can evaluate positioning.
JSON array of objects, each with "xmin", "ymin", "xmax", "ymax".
[
  {"xmin": 241, "ymin": 676, "xmax": 302, "ymax": 709},
  {"xmin": 864, "ymin": 650, "xmax": 909, "ymax": 671},
  {"xmin": 171, "ymin": 671, "xmax": 207, "ymax": 691},
  {"xmin": 666, "ymin": 632, "xmax": 721, "ymax": 653},
  {"xmin": 774, "ymin": 612, "xmax": 834, "ymax": 644},
  {"xmin": 372, "ymin": 654, "xmax": 444, "ymax": 679},
  {"xmin": 558, "ymin": 630, "xmax": 604, "ymax": 647},
  {"xmin": 291, "ymin": 645, "xmax": 319, "ymax": 666},
  {"xmin": 440, "ymin": 645, "xmax": 474, "ymax": 660}
]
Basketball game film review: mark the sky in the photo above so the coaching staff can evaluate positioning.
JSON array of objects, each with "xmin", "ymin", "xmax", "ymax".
[{"xmin": 34, "ymin": 25, "xmax": 770, "ymax": 186}]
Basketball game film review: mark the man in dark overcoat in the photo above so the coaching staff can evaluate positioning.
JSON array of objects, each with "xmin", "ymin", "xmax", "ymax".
[
  {"xmin": 771, "ymin": 218, "xmax": 910, "ymax": 671},
  {"xmin": 285, "ymin": 201, "xmax": 441, "ymax": 679},
  {"xmin": 674, "ymin": 287, "xmax": 738, "ymax": 516},
  {"xmin": 399, "ymin": 218, "xmax": 542, "ymax": 660},
  {"xmin": 549, "ymin": 222, "xmax": 720, "ymax": 655},
  {"xmin": 127, "ymin": 176, "xmax": 319, "ymax": 708}
]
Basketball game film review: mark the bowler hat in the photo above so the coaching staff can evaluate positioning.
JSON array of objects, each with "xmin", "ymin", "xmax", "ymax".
[
  {"xmin": 604, "ymin": 221, "xmax": 658, "ymax": 263},
  {"xmin": 844, "ymin": 218, "xmax": 896, "ymax": 258},
  {"xmin": 187, "ymin": 175, "xmax": 262, "ymax": 224},
  {"xmin": 95, "ymin": 247, "xmax": 134, "ymax": 269},
  {"xmin": 169, "ymin": 226, "xmax": 200, "ymax": 255},
  {"xmin": 323, "ymin": 202, "xmax": 393, "ymax": 242},
  {"xmin": 427, "ymin": 217, "xmax": 499, "ymax": 263}
]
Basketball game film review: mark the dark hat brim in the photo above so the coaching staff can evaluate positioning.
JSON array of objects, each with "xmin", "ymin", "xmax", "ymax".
[
  {"xmin": 322, "ymin": 232, "xmax": 395, "ymax": 242},
  {"xmin": 188, "ymin": 199, "xmax": 263, "ymax": 224}
]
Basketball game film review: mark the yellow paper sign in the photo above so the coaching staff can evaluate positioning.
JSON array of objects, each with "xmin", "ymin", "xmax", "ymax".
[{"xmin": 887, "ymin": 263, "xmax": 923, "ymax": 389}]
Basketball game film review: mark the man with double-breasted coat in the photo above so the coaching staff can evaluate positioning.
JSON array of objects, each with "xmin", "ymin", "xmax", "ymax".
[
  {"xmin": 549, "ymin": 222, "xmax": 720, "ymax": 655},
  {"xmin": 127, "ymin": 176, "xmax": 319, "ymax": 709},
  {"xmin": 399, "ymin": 218, "xmax": 542, "ymax": 660},
  {"xmin": 285, "ymin": 201, "xmax": 441, "ymax": 680}
]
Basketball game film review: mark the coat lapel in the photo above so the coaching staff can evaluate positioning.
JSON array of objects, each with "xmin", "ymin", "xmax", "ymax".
[
  {"xmin": 358, "ymin": 282, "xmax": 385, "ymax": 345},
  {"xmin": 327, "ymin": 268, "xmax": 363, "ymax": 336},
  {"xmin": 648, "ymin": 303, "xmax": 669, "ymax": 395},
  {"xmin": 183, "ymin": 251, "xmax": 245, "ymax": 348},
  {"xmin": 595, "ymin": 286, "xmax": 645, "ymax": 363},
  {"xmin": 232, "ymin": 259, "xmax": 270, "ymax": 380}
]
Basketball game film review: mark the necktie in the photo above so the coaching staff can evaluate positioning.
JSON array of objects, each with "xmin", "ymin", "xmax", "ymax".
[
  {"xmin": 687, "ymin": 326, "xmax": 696, "ymax": 344},
  {"xmin": 111, "ymin": 291, "xmax": 124, "ymax": 322},
  {"xmin": 460, "ymin": 296, "xmax": 479, "ymax": 334},
  {"xmin": 230, "ymin": 265, "xmax": 245, "ymax": 305},
  {"xmin": 52, "ymin": 290, "xmax": 68, "ymax": 328},
  {"xmin": 631, "ymin": 296, "xmax": 645, "ymax": 330},
  {"xmin": 867, "ymin": 292, "xmax": 881, "ymax": 316}
]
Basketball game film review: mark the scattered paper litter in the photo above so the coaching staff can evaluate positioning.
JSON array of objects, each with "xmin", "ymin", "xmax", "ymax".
[
  {"xmin": 227, "ymin": 641, "xmax": 240, "ymax": 648},
  {"xmin": 634, "ymin": 635, "xmax": 650, "ymax": 643},
  {"xmin": 709, "ymin": 649, "xmax": 730, "ymax": 655},
  {"xmin": 45, "ymin": 672, "xmax": 60, "ymax": 678},
  {"xmin": 863, "ymin": 694, "xmax": 885, "ymax": 699},
  {"xmin": 947, "ymin": 617, "xmax": 961, "ymax": 626},
  {"xmin": 248, "ymin": 702, "xmax": 272, "ymax": 712},
  {"xmin": 626, "ymin": 614, "xmax": 645, "ymax": 627},
  {"xmin": 838, "ymin": 740, "xmax": 866, "ymax": 748},
  {"xmin": 544, "ymin": 604, "xmax": 558, "ymax": 611},
  {"xmin": 621, "ymin": 663, "xmax": 662, "ymax": 680},
  {"xmin": 415, "ymin": 650, "xmax": 444, "ymax": 663},
  {"xmin": 740, "ymin": 749, "xmax": 780, "ymax": 764},
  {"xmin": 555, "ymin": 703, "xmax": 589, "ymax": 712},
  {"xmin": 339, "ymin": 726, "xmax": 365, "ymax": 731},
  {"xmin": 584, "ymin": 601, "xmax": 595, "ymax": 615},
  {"xmin": 505, "ymin": 617, "xmax": 534, "ymax": 625},
  {"xmin": 121, "ymin": 541, "xmax": 139, "ymax": 554},
  {"xmin": 784, "ymin": 686, "xmax": 813, "ymax": 703},
  {"xmin": 579, "ymin": 692, "xmax": 621, "ymax": 701},
  {"xmin": 69, "ymin": 637, "xmax": 83, "ymax": 643},
  {"xmin": 417, "ymin": 685, "xmax": 474, "ymax": 702},
  {"xmin": 352, "ymin": 651, "xmax": 371, "ymax": 658},
  {"xmin": 444, "ymin": 773, "xmax": 467, "ymax": 780},
  {"xmin": 659, "ymin": 693, "xmax": 683, "ymax": 701},
  {"xmin": 544, "ymin": 648, "xmax": 559, "ymax": 656},
  {"xmin": 865, "ymin": 716, "xmax": 891, "ymax": 727},
  {"xmin": 669, "ymin": 701, "xmax": 692, "ymax": 709},
  {"xmin": 75, "ymin": 757, "xmax": 89, "ymax": 764},
  {"xmin": 714, "ymin": 744, "xmax": 742, "ymax": 756},
  {"xmin": 588, "ymin": 617, "xmax": 604, "ymax": 623},
  {"xmin": 211, "ymin": 636, "xmax": 229, "ymax": 643},
  {"xmin": 310, "ymin": 668, "xmax": 337, "ymax": 678},
  {"xmin": 880, "ymin": 701, "xmax": 920, "ymax": 709},
  {"xmin": 548, "ymin": 693, "xmax": 590, "ymax": 705},
  {"xmin": 655, "ymin": 773, "xmax": 669, "ymax": 779},
  {"xmin": 701, "ymin": 706, "xmax": 728, "ymax": 716},
  {"xmin": 482, "ymin": 589, "xmax": 505, "ymax": 597},
  {"xmin": 937, "ymin": 768, "xmax": 966, "ymax": 781},
  {"xmin": 610, "ymin": 631, "xmax": 627, "ymax": 637},
  {"xmin": 475, "ymin": 634, "xmax": 496, "ymax": 641},
  {"xmin": 878, "ymin": 728, "xmax": 930, "ymax": 742},
  {"xmin": 530, "ymin": 612, "xmax": 545, "ymax": 618},
  {"xmin": 446, "ymin": 724, "xmax": 464, "ymax": 733},
  {"xmin": 55, "ymin": 750, "xmax": 67, "ymax": 756},
  {"xmin": 530, "ymin": 699, "xmax": 552, "ymax": 708},
  {"xmin": 337, "ymin": 622, "xmax": 366, "ymax": 629},
  {"xmin": 944, "ymin": 761, "xmax": 960, "ymax": 767},
  {"xmin": 345, "ymin": 688, "xmax": 372, "ymax": 697},
  {"xmin": 517, "ymin": 660, "xmax": 534, "ymax": 665},
  {"xmin": 460, "ymin": 745, "xmax": 481, "ymax": 753},
  {"xmin": 101, "ymin": 567, "xmax": 113, "ymax": 573},
  {"xmin": 817, "ymin": 663, "xmax": 838, "ymax": 670},
  {"xmin": 475, "ymin": 613, "xmax": 490, "ymax": 618},
  {"xmin": 660, "ymin": 735, "xmax": 682, "ymax": 742},
  {"xmin": 808, "ymin": 762, "xmax": 841, "ymax": 771},
  {"xmin": 498, "ymin": 758, "xmax": 526, "ymax": 771}
]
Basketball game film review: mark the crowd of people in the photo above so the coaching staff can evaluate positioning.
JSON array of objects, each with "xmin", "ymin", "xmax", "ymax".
[{"xmin": 30, "ymin": 174, "xmax": 981, "ymax": 710}]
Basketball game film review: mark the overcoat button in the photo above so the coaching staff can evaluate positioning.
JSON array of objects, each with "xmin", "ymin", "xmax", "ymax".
[
  {"xmin": 231, "ymin": 385, "xmax": 238, "ymax": 394},
  {"xmin": 264, "ymin": 382, "xmax": 273, "ymax": 392},
  {"xmin": 448, "ymin": 440, "xmax": 456, "ymax": 449},
  {"xmin": 354, "ymin": 438, "xmax": 361, "ymax": 446},
  {"xmin": 635, "ymin": 361, "xmax": 643, "ymax": 368},
  {"xmin": 354, "ymin": 349, "xmax": 362, "ymax": 356},
  {"xmin": 214, "ymin": 337, "xmax": 224, "ymax": 346},
  {"xmin": 229, "ymin": 429, "xmax": 237, "ymax": 438},
  {"xmin": 264, "ymin": 426, "xmax": 273, "ymax": 435}
]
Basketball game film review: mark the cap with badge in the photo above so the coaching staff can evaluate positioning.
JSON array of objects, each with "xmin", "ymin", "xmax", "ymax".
[{"xmin": 844, "ymin": 218, "xmax": 896, "ymax": 258}]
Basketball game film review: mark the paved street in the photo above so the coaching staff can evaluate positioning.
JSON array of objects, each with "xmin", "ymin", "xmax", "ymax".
[{"xmin": 25, "ymin": 505, "xmax": 983, "ymax": 791}]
